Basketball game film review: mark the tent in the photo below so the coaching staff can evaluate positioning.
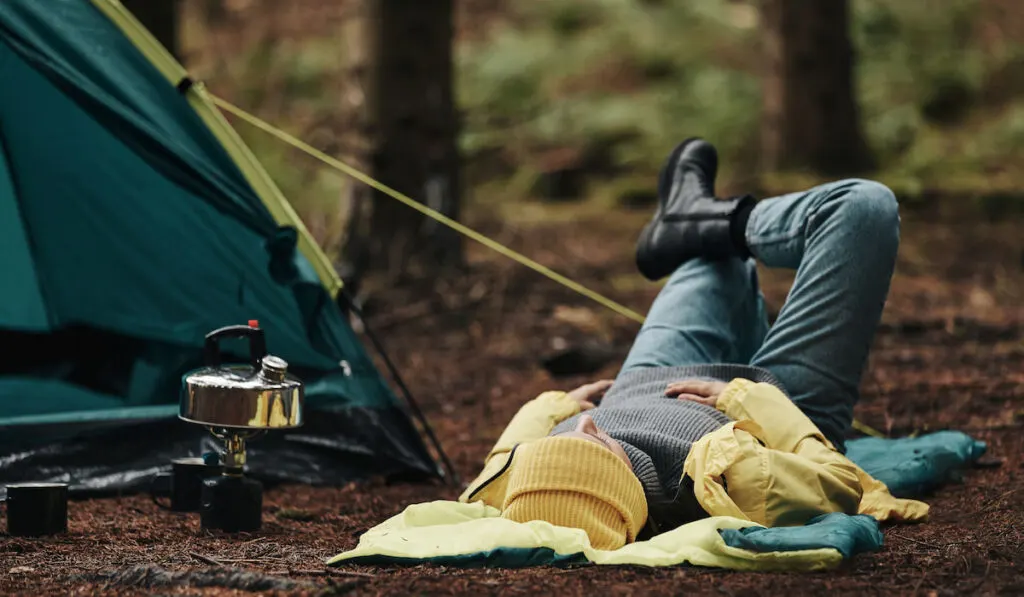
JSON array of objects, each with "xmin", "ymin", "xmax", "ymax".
[{"xmin": 0, "ymin": 0, "xmax": 442, "ymax": 496}]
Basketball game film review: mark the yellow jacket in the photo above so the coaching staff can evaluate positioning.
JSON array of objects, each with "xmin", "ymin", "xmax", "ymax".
[{"xmin": 459, "ymin": 378, "xmax": 927, "ymax": 530}]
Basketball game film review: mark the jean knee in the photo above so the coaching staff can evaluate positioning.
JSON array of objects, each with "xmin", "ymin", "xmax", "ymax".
[{"xmin": 821, "ymin": 179, "xmax": 900, "ymax": 246}]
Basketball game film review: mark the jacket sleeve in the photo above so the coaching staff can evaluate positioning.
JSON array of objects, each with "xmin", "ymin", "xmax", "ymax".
[
  {"xmin": 713, "ymin": 378, "xmax": 929, "ymax": 523},
  {"xmin": 716, "ymin": 379, "xmax": 834, "ymax": 453},
  {"xmin": 457, "ymin": 391, "xmax": 581, "ymax": 506},
  {"xmin": 701, "ymin": 379, "xmax": 864, "ymax": 526}
]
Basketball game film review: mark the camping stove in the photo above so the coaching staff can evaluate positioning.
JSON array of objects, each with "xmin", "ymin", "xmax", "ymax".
[{"xmin": 180, "ymin": 322, "xmax": 304, "ymax": 532}]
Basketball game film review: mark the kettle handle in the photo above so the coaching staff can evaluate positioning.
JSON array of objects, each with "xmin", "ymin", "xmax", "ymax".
[{"xmin": 203, "ymin": 324, "xmax": 267, "ymax": 369}]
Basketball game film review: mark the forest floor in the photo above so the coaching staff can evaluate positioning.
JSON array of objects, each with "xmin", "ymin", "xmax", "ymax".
[{"xmin": 2, "ymin": 200, "xmax": 1023, "ymax": 596}]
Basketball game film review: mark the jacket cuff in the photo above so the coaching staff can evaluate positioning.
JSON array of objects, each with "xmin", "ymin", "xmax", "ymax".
[
  {"xmin": 716, "ymin": 378, "xmax": 755, "ymax": 414},
  {"xmin": 533, "ymin": 390, "xmax": 581, "ymax": 421}
]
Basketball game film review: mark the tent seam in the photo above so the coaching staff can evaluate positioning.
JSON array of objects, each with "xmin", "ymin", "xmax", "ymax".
[{"xmin": 89, "ymin": 0, "xmax": 343, "ymax": 298}]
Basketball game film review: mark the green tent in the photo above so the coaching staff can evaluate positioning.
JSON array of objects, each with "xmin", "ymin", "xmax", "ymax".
[{"xmin": 0, "ymin": 0, "xmax": 440, "ymax": 493}]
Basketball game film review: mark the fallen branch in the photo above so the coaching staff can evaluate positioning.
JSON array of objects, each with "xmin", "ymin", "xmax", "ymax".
[
  {"xmin": 326, "ymin": 568, "xmax": 376, "ymax": 578},
  {"xmin": 282, "ymin": 567, "xmax": 375, "ymax": 579},
  {"xmin": 188, "ymin": 552, "xmax": 226, "ymax": 567}
]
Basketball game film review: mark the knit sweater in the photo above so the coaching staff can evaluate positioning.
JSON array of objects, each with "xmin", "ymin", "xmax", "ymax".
[{"xmin": 550, "ymin": 363, "xmax": 787, "ymax": 535}]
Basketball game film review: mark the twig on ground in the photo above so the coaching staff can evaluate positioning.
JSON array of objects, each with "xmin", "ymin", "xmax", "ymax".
[
  {"xmin": 890, "ymin": 533, "xmax": 940, "ymax": 549},
  {"xmin": 552, "ymin": 566, "xmax": 591, "ymax": 574},
  {"xmin": 325, "ymin": 568, "xmax": 376, "ymax": 578},
  {"xmin": 979, "ymin": 488, "xmax": 1020, "ymax": 513},
  {"xmin": 188, "ymin": 551, "xmax": 226, "ymax": 567},
  {"xmin": 911, "ymin": 573, "xmax": 927, "ymax": 596},
  {"xmin": 284, "ymin": 567, "xmax": 375, "ymax": 578}
]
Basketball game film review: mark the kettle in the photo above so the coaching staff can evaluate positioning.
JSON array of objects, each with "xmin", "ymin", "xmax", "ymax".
[
  {"xmin": 180, "ymin": 321, "xmax": 304, "ymax": 432},
  {"xmin": 178, "ymin": 321, "xmax": 304, "ymax": 533}
]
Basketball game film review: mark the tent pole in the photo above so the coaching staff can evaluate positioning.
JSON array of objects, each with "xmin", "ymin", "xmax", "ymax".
[{"xmin": 338, "ymin": 291, "xmax": 460, "ymax": 487}]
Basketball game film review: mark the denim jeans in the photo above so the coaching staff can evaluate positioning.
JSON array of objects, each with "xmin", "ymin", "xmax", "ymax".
[{"xmin": 620, "ymin": 179, "xmax": 901, "ymax": 449}]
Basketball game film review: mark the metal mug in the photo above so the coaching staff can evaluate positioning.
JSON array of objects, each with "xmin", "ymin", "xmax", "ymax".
[
  {"xmin": 150, "ymin": 457, "xmax": 224, "ymax": 512},
  {"xmin": 5, "ymin": 482, "xmax": 69, "ymax": 537}
]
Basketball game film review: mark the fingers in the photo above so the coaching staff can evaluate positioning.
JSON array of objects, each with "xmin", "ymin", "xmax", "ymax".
[
  {"xmin": 665, "ymin": 379, "xmax": 719, "ymax": 398},
  {"xmin": 674, "ymin": 394, "xmax": 715, "ymax": 406},
  {"xmin": 592, "ymin": 380, "xmax": 613, "ymax": 398},
  {"xmin": 567, "ymin": 380, "xmax": 614, "ymax": 407},
  {"xmin": 581, "ymin": 380, "xmax": 614, "ymax": 401},
  {"xmin": 578, "ymin": 400, "xmax": 596, "ymax": 411}
]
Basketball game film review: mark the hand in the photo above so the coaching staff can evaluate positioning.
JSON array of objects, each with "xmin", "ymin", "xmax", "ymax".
[
  {"xmin": 566, "ymin": 380, "xmax": 614, "ymax": 411},
  {"xmin": 665, "ymin": 379, "xmax": 728, "ymax": 408}
]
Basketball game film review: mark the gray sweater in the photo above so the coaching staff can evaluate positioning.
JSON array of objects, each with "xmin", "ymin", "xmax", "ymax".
[{"xmin": 550, "ymin": 363, "xmax": 786, "ymax": 535}]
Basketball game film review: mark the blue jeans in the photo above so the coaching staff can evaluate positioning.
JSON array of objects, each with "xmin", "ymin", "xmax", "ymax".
[{"xmin": 620, "ymin": 179, "xmax": 901, "ymax": 449}]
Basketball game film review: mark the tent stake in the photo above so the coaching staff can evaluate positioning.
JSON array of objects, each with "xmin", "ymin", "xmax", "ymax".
[{"xmin": 339, "ymin": 291, "xmax": 460, "ymax": 487}]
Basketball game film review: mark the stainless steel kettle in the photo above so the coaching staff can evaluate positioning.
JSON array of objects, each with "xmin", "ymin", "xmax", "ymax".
[{"xmin": 180, "ymin": 322, "xmax": 304, "ymax": 430}]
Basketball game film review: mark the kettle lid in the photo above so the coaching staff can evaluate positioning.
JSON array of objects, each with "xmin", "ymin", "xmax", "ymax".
[
  {"xmin": 185, "ymin": 353, "xmax": 301, "ymax": 391},
  {"xmin": 180, "ymin": 323, "xmax": 304, "ymax": 429}
]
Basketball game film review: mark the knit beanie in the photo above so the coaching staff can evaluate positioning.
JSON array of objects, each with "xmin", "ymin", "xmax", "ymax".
[{"xmin": 501, "ymin": 436, "xmax": 648, "ymax": 550}]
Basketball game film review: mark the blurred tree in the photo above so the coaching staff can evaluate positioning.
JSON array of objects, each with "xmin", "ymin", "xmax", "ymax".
[
  {"xmin": 340, "ymin": 0, "xmax": 463, "ymax": 291},
  {"xmin": 760, "ymin": 0, "xmax": 874, "ymax": 175},
  {"xmin": 122, "ymin": 0, "xmax": 181, "ymax": 59}
]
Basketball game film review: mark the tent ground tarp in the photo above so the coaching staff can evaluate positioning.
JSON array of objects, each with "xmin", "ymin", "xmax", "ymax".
[{"xmin": 0, "ymin": 0, "xmax": 439, "ymax": 496}]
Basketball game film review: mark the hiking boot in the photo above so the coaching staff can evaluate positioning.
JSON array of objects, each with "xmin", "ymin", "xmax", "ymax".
[{"xmin": 635, "ymin": 138, "xmax": 756, "ymax": 280}]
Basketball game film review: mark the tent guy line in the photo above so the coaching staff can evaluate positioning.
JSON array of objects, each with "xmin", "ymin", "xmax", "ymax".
[
  {"xmin": 206, "ymin": 93, "xmax": 886, "ymax": 441},
  {"xmin": 208, "ymin": 94, "xmax": 650, "ymax": 326}
]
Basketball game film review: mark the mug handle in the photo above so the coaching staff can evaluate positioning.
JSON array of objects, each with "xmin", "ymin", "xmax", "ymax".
[{"xmin": 150, "ymin": 472, "xmax": 173, "ymax": 510}]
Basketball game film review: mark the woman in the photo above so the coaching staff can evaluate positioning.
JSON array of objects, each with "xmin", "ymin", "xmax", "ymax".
[{"xmin": 457, "ymin": 137, "xmax": 920, "ymax": 550}]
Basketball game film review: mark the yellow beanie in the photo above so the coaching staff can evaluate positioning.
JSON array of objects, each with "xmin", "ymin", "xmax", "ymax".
[{"xmin": 501, "ymin": 436, "xmax": 647, "ymax": 550}]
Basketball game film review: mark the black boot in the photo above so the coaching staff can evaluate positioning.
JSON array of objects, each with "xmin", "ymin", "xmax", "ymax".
[{"xmin": 635, "ymin": 138, "xmax": 756, "ymax": 281}]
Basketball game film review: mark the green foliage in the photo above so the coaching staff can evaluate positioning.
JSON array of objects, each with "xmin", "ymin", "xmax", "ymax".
[
  {"xmin": 190, "ymin": 0, "xmax": 1024, "ymax": 240},
  {"xmin": 456, "ymin": 0, "xmax": 1024, "ymax": 197},
  {"xmin": 457, "ymin": 0, "xmax": 759, "ymax": 189}
]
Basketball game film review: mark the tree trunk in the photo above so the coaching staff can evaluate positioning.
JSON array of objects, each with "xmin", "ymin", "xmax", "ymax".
[
  {"xmin": 122, "ymin": 0, "xmax": 181, "ymax": 60},
  {"xmin": 341, "ymin": 0, "xmax": 463, "ymax": 289},
  {"xmin": 760, "ymin": 0, "xmax": 873, "ymax": 175}
]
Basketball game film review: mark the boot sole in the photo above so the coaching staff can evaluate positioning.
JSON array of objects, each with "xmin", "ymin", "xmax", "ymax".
[
  {"xmin": 636, "ymin": 137, "xmax": 702, "ymax": 280},
  {"xmin": 657, "ymin": 137, "xmax": 701, "ymax": 205}
]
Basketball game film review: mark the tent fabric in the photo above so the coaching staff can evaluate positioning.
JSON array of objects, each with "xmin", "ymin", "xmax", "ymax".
[
  {"xmin": 88, "ymin": 0, "xmax": 344, "ymax": 298},
  {"xmin": 0, "ymin": 408, "xmax": 436, "ymax": 500},
  {"xmin": 327, "ymin": 432, "xmax": 985, "ymax": 570},
  {"xmin": 0, "ymin": 0, "xmax": 439, "ymax": 493},
  {"xmin": 0, "ymin": 0, "xmax": 275, "ymax": 239}
]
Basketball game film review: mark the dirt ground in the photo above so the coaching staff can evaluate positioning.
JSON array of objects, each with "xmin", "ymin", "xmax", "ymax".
[{"xmin": 2, "ymin": 204, "xmax": 1023, "ymax": 596}]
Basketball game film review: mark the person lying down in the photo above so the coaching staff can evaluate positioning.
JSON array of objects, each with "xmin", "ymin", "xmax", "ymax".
[{"xmin": 458, "ymin": 137, "xmax": 909, "ymax": 550}]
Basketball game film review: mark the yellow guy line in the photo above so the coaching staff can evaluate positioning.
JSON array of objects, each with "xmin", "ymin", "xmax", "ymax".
[
  {"xmin": 209, "ymin": 94, "xmax": 886, "ymax": 439},
  {"xmin": 851, "ymin": 420, "xmax": 885, "ymax": 438},
  {"xmin": 209, "ymin": 95, "xmax": 647, "ymax": 325}
]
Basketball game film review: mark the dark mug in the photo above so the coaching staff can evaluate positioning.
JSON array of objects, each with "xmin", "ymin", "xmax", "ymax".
[
  {"xmin": 5, "ymin": 482, "xmax": 69, "ymax": 537},
  {"xmin": 151, "ymin": 458, "xmax": 224, "ymax": 512}
]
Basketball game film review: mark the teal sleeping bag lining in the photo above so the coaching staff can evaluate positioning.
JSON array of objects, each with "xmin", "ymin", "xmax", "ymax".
[{"xmin": 716, "ymin": 431, "xmax": 985, "ymax": 555}]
